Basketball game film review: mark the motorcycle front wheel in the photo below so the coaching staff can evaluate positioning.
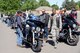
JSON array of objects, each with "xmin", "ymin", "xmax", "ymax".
[
  {"xmin": 67, "ymin": 35, "xmax": 79, "ymax": 46},
  {"xmin": 31, "ymin": 40, "xmax": 42, "ymax": 52}
]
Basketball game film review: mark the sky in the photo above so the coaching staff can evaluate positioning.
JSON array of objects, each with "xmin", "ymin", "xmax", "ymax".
[{"xmin": 46, "ymin": 0, "xmax": 80, "ymax": 8}]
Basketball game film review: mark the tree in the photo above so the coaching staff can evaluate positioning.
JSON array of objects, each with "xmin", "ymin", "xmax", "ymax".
[
  {"xmin": 76, "ymin": 1, "xmax": 80, "ymax": 8},
  {"xmin": 38, "ymin": 0, "xmax": 50, "ymax": 6},
  {"xmin": 62, "ymin": 0, "xmax": 69, "ymax": 8},
  {"xmin": 70, "ymin": 0, "xmax": 76, "ymax": 8},
  {"xmin": 21, "ymin": 0, "xmax": 39, "ymax": 11},
  {"xmin": 76, "ymin": 4, "xmax": 79, "ymax": 10},
  {"xmin": 51, "ymin": 4, "xmax": 59, "ymax": 10},
  {"xmin": 62, "ymin": 0, "xmax": 76, "ymax": 10},
  {"xmin": 0, "ymin": 0, "xmax": 21, "ymax": 14}
]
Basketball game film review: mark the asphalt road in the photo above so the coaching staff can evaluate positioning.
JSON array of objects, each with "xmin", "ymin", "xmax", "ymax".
[{"xmin": 0, "ymin": 11, "xmax": 80, "ymax": 53}]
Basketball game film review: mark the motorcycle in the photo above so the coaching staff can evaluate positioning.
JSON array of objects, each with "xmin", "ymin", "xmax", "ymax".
[
  {"xmin": 59, "ymin": 15, "xmax": 80, "ymax": 46},
  {"xmin": 22, "ymin": 14, "xmax": 45, "ymax": 52}
]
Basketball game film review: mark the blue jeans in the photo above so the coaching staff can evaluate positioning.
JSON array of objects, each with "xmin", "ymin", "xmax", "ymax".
[
  {"xmin": 16, "ymin": 28, "xmax": 23, "ymax": 45},
  {"xmin": 44, "ymin": 26, "xmax": 49, "ymax": 38}
]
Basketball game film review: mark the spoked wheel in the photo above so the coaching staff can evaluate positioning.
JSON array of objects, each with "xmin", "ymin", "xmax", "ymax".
[
  {"xmin": 67, "ymin": 35, "xmax": 79, "ymax": 46},
  {"xmin": 31, "ymin": 40, "xmax": 42, "ymax": 52}
]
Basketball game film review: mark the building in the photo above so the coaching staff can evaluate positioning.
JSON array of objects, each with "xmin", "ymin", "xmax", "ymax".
[{"xmin": 35, "ymin": 6, "xmax": 53, "ymax": 15}]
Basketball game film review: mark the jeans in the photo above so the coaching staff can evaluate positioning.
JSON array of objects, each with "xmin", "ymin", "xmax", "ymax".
[
  {"xmin": 44, "ymin": 26, "xmax": 49, "ymax": 38},
  {"xmin": 16, "ymin": 28, "xmax": 23, "ymax": 45}
]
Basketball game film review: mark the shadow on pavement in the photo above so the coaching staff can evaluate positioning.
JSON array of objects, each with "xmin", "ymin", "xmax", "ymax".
[
  {"xmin": 47, "ymin": 38, "xmax": 65, "ymax": 46},
  {"xmin": 47, "ymin": 40, "xmax": 55, "ymax": 46}
]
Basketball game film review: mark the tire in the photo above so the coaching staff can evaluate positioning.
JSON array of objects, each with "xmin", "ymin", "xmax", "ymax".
[
  {"xmin": 67, "ymin": 35, "xmax": 79, "ymax": 46},
  {"xmin": 32, "ymin": 40, "xmax": 41, "ymax": 52}
]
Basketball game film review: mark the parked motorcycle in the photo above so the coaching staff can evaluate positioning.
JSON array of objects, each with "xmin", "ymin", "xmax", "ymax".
[
  {"xmin": 59, "ymin": 15, "xmax": 80, "ymax": 46},
  {"xmin": 22, "ymin": 14, "xmax": 45, "ymax": 52}
]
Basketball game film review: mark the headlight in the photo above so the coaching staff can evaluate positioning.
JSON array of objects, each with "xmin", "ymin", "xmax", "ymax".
[
  {"xmin": 36, "ymin": 27, "xmax": 41, "ymax": 32},
  {"xmin": 42, "ymin": 29, "xmax": 44, "ymax": 32},
  {"xmin": 73, "ymin": 24, "xmax": 76, "ymax": 28},
  {"xmin": 26, "ymin": 24, "xmax": 29, "ymax": 27}
]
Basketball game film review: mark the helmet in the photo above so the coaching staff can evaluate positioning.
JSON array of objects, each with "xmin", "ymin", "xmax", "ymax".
[{"xmin": 28, "ymin": 14, "xmax": 38, "ymax": 20}]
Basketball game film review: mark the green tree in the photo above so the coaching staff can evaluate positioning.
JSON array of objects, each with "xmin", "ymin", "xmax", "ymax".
[
  {"xmin": 38, "ymin": 0, "xmax": 50, "ymax": 6},
  {"xmin": 51, "ymin": 4, "xmax": 59, "ymax": 10},
  {"xmin": 0, "ymin": 0, "xmax": 21, "ymax": 14},
  {"xmin": 76, "ymin": 1, "xmax": 80, "ymax": 8},
  {"xmin": 62, "ymin": 0, "xmax": 69, "ymax": 8},
  {"xmin": 21, "ymin": 0, "xmax": 39, "ymax": 11},
  {"xmin": 62, "ymin": 0, "xmax": 76, "ymax": 10},
  {"xmin": 76, "ymin": 4, "xmax": 79, "ymax": 10},
  {"xmin": 70, "ymin": 0, "xmax": 76, "ymax": 8}
]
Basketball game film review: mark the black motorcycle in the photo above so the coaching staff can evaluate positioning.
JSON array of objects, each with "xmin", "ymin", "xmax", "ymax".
[
  {"xmin": 22, "ymin": 14, "xmax": 45, "ymax": 52},
  {"xmin": 59, "ymin": 15, "xmax": 80, "ymax": 46}
]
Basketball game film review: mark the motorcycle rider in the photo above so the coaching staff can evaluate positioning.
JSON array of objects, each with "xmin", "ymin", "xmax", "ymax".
[
  {"xmin": 15, "ymin": 11, "xmax": 25, "ymax": 47},
  {"xmin": 39, "ymin": 10, "xmax": 49, "ymax": 43},
  {"xmin": 70, "ymin": 7, "xmax": 77, "ymax": 20},
  {"xmin": 58, "ymin": 8, "xmax": 69, "ymax": 31},
  {"xmin": 63, "ymin": 8, "xmax": 80, "ymax": 27}
]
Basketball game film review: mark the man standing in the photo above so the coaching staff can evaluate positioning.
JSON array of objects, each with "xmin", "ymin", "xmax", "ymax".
[
  {"xmin": 48, "ymin": 10, "xmax": 62, "ymax": 48},
  {"xmin": 49, "ymin": 9, "xmax": 56, "ymax": 34},
  {"xmin": 15, "ymin": 11, "xmax": 24, "ymax": 47},
  {"xmin": 39, "ymin": 10, "xmax": 49, "ymax": 42}
]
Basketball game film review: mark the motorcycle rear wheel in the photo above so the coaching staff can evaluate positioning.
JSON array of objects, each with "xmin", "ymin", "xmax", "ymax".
[{"xmin": 67, "ymin": 35, "xmax": 79, "ymax": 46}]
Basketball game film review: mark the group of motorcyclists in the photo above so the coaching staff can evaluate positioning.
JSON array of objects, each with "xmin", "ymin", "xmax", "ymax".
[{"xmin": 1, "ymin": 7, "xmax": 80, "ymax": 52}]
